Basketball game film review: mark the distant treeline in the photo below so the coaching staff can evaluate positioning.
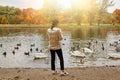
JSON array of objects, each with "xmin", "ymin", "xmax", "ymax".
[{"xmin": 0, "ymin": 0, "xmax": 120, "ymax": 25}]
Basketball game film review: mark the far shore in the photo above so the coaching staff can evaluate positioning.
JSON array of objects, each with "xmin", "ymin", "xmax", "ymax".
[{"xmin": 0, "ymin": 23, "xmax": 118, "ymax": 28}]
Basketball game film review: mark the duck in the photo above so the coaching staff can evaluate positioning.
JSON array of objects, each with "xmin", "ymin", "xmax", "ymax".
[
  {"xmin": 102, "ymin": 43, "xmax": 105, "ymax": 51},
  {"xmin": 87, "ymin": 41, "xmax": 92, "ymax": 49},
  {"xmin": 3, "ymin": 52, "xmax": 7, "ymax": 57},
  {"xmin": 30, "ymin": 48, "xmax": 33, "ymax": 52},
  {"xmin": 12, "ymin": 50, "xmax": 15, "ymax": 55},
  {"xmin": 0, "ymin": 44, "xmax": 2, "ymax": 48},
  {"xmin": 30, "ymin": 43, "xmax": 35, "ymax": 47},
  {"xmin": 24, "ymin": 52, "xmax": 29, "ymax": 56},
  {"xmin": 34, "ymin": 52, "xmax": 48, "ymax": 60},
  {"xmin": 14, "ymin": 46, "xmax": 19, "ymax": 50},
  {"xmin": 36, "ymin": 48, "xmax": 38, "ymax": 52},
  {"xmin": 40, "ymin": 49, "xmax": 42, "ymax": 52},
  {"xmin": 95, "ymin": 40, "xmax": 98, "ymax": 44},
  {"xmin": 16, "ymin": 43, "xmax": 21, "ymax": 46},
  {"xmin": 109, "ymin": 43, "xmax": 114, "ymax": 46},
  {"xmin": 64, "ymin": 38, "xmax": 66, "ymax": 40}
]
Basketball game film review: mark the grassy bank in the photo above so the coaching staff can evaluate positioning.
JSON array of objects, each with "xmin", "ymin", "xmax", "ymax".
[{"xmin": 0, "ymin": 23, "xmax": 119, "ymax": 28}]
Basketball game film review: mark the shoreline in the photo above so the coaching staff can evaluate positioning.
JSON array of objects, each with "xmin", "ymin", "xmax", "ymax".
[
  {"xmin": 0, "ymin": 64, "xmax": 119, "ymax": 68},
  {"xmin": 0, "ymin": 66, "xmax": 120, "ymax": 80}
]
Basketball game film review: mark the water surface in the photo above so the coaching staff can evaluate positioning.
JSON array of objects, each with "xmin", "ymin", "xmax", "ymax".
[{"xmin": 0, "ymin": 26, "xmax": 120, "ymax": 68}]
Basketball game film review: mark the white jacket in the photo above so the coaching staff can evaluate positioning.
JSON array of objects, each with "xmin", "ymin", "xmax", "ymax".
[{"xmin": 47, "ymin": 27, "xmax": 63, "ymax": 50}]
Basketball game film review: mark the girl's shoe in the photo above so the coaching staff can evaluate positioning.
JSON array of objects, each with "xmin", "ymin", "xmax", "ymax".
[
  {"xmin": 60, "ymin": 71, "xmax": 69, "ymax": 76},
  {"xmin": 52, "ymin": 70, "xmax": 59, "ymax": 75}
]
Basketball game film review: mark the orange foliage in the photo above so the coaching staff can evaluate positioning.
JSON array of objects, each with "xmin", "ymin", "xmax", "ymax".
[{"xmin": 113, "ymin": 9, "xmax": 120, "ymax": 23}]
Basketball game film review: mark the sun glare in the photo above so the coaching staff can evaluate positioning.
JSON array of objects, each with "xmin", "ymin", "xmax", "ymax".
[
  {"xmin": 75, "ymin": 0, "xmax": 91, "ymax": 8},
  {"xmin": 22, "ymin": 0, "xmax": 93, "ymax": 10},
  {"xmin": 57, "ymin": 0, "xmax": 72, "ymax": 9},
  {"xmin": 57, "ymin": 0, "xmax": 92, "ymax": 10},
  {"xmin": 33, "ymin": 0, "xmax": 43, "ymax": 9}
]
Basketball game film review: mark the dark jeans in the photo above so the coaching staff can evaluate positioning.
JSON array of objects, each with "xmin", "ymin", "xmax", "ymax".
[{"xmin": 50, "ymin": 49, "xmax": 64, "ymax": 70}]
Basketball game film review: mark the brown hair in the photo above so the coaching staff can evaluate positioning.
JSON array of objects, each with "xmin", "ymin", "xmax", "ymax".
[{"xmin": 51, "ymin": 19, "xmax": 59, "ymax": 30}]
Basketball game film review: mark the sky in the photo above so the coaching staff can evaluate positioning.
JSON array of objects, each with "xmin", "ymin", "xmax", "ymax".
[
  {"xmin": 0, "ymin": 0, "xmax": 43, "ymax": 9},
  {"xmin": 107, "ymin": 0, "xmax": 120, "ymax": 13},
  {"xmin": 0, "ymin": 0, "xmax": 120, "ymax": 13}
]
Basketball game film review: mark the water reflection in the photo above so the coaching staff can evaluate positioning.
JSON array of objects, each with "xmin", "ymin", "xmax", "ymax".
[
  {"xmin": 0, "ymin": 26, "xmax": 120, "ymax": 68},
  {"xmin": 71, "ymin": 26, "xmax": 119, "ymax": 40}
]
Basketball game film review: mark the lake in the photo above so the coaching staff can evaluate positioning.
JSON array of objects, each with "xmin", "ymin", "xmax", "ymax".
[{"xmin": 0, "ymin": 26, "xmax": 120, "ymax": 68}]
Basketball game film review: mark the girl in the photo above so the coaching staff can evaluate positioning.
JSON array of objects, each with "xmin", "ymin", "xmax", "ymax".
[{"xmin": 47, "ymin": 19, "xmax": 68, "ymax": 76}]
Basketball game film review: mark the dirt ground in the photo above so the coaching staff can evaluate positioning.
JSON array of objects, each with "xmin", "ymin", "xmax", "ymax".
[{"xmin": 0, "ymin": 66, "xmax": 120, "ymax": 80}]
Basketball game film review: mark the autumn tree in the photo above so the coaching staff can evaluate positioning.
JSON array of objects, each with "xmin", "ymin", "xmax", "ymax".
[
  {"xmin": 43, "ymin": 0, "xmax": 60, "ymax": 22},
  {"xmin": 1, "ymin": 15, "xmax": 8, "ymax": 24},
  {"xmin": 87, "ymin": 0, "xmax": 99, "ymax": 25},
  {"xmin": 22, "ymin": 8, "xmax": 36, "ymax": 24},
  {"xmin": 70, "ymin": 0, "xmax": 84, "ymax": 25},
  {"xmin": 97, "ymin": 0, "xmax": 114, "ymax": 25},
  {"xmin": 113, "ymin": 9, "xmax": 120, "ymax": 24}
]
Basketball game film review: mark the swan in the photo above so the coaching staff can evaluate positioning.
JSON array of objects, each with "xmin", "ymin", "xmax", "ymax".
[
  {"xmin": 70, "ymin": 50, "xmax": 86, "ymax": 64},
  {"xmin": 82, "ymin": 48, "xmax": 93, "ymax": 54},
  {"xmin": 71, "ymin": 50, "xmax": 86, "ymax": 58},
  {"xmin": 108, "ymin": 53, "xmax": 120, "ymax": 59},
  {"xmin": 115, "ymin": 44, "xmax": 120, "ymax": 52},
  {"xmin": 80, "ymin": 47, "xmax": 94, "ymax": 58},
  {"xmin": 34, "ymin": 52, "xmax": 48, "ymax": 60}
]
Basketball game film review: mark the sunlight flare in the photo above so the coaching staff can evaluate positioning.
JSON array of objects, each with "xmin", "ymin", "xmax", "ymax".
[
  {"xmin": 33, "ymin": 0, "xmax": 43, "ymax": 9},
  {"xmin": 57, "ymin": 0, "xmax": 72, "ymax": 9}
]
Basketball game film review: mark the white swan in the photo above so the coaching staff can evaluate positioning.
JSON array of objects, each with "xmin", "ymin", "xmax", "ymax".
[
  {"xmin": 34, "ymin": 53, "xmax": 48, "ymax": 60},
  {"xmin": 33, "ymin": 48, "xmax": 49, "ymax": 60},
  {"xmin": 71, "ymin": 50, "xmax": 86, "ymax": 58},
  {"xmin": 108, "ymin": 53, "xmax": 120, "ymax": 59},
  {"xmin": 115, "ymin": 44, "xmax": 120, "ymax": 52},
  {"xmin": 80, "ymin": 47, "xmax": 94, "ymax": 58},
  {"xmin": 70, "ymin": 50, "xmax": 86, "ymax": 64},
  {"xmin": 82, "ymin": 48, "xmax": 94, "ymax": 54}
]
